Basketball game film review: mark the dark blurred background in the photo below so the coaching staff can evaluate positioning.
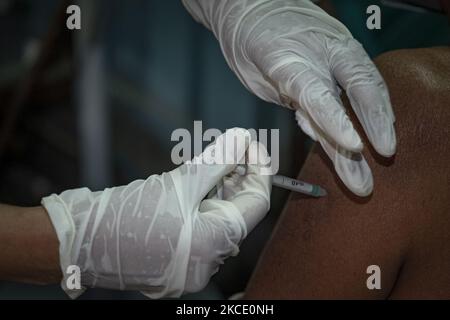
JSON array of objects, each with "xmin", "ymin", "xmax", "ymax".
[{"xmin": 0, "ymin": 0, "xmax": 448, "ymax": 299}]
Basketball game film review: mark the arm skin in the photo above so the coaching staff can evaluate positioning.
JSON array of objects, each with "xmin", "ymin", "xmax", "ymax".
[
  {"xmin": 0, "ymin": 204, "xmax": 61, "ymax": 285},
  {"xmin": 245, "ymin": 48, "xmax": 450, "ymax": 299}
]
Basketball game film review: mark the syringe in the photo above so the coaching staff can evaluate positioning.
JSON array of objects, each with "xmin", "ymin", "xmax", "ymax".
[{"xmin": 235, "ymin": 165, "xmax": 327, "ymax": 198}]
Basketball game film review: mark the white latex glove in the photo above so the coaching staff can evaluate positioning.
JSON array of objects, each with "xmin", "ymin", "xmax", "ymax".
[
  {"xmin": 41, "ymin": 128, "xmax": 271, "ymax": 299},
  {"xmin": 182, "ymin": 0, "xmax": 397, "ymax": 196}
]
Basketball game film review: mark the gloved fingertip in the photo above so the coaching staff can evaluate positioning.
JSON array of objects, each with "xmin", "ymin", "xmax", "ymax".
[
  {"xmin": 333, "ymin": 150, "xmax": 374, "ymax": 197},
  {"xmin": 341, "ymin": 170, "xmax": 374, "ymax": 197},
  {"xmin": 203, "ymin": 128, "xmax": 252, "ymax": 167},
  {"xmin": 331, "ymin": 116, "xmax": 364, "ymax": 153},
  {"xmin": 228, "ymin": 127, "xmax": 252, "ymax": 157},
  {"xmin": 304, "ymin": 91, "xmax": 363, "ymax": 152},
  {"xmin": 226, "ymin": 127, "xmax": 252, "ymax": 140},
  {"xmin": 340, "ymin": 127, "xmax": 364, "ymax": 153},
  {"xmin": 345, "ymin": 86, "xmax": 397, "ymax": 158},
  {"xmin": 223, "ymin": 127, "xmax": 252, "ymax": 148},
  {"xmin": 372, "ymin": 122, "xmax": 397, "ymax": 158},
  {"xmin": 247, "ymin": 141, "xmax": 271, "ymax": 168},
  {"xmin": 348, "ymin": 178, "xmax": 373, "ymax": 197}
]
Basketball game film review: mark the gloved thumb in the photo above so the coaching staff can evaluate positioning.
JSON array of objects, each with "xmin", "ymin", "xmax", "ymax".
[{"xmin": 214, "ymin": 141, "xmax": 272, "ymax": 233}]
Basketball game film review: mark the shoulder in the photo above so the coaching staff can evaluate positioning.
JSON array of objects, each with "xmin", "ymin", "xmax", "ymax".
[{"xmin": 375, "ymin": 47, "xmax": 450, "ymax": 93}]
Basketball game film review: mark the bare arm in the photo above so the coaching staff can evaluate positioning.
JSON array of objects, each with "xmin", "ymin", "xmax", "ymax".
[
  {"xmin": 245, "ymin": 146, "xmax": 409, "ymax": 299},
  {"xmin": 0, "ymin": 204, "xmax": 61, "ymax": 285},
  {"xmin": 245, "ymin": 48, "xmax": 450, "ymax": 299}
]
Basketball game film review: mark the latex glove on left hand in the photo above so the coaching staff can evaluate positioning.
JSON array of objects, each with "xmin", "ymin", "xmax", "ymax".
[
  {"xmin": 42, "ymin": 128, "xmax": 271, "ymax": 299},
  {"xmin": 182, "ymin": 0, "xmax": 397, "ymax": 196}
]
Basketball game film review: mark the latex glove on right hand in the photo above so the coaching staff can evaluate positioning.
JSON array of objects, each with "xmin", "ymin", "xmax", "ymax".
[
  {"xmin": 42, "ymin": 128, "xmax": 271, "ymax": 299},
  {"xmin": 182, "ymin": 0, "xmax": 397, "ymax": 196}
]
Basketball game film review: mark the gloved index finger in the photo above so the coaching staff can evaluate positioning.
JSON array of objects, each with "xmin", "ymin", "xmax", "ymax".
[
  {"xmin": 170, "ymin": 128, "xmax": 252, "ymax": 209},
  {"xmin": 295, "ymin": 107, "xmax": 374, "ymax": 197},
  {"xmin": 221, "ymin": 141, "xmax": 272, "ymax": 233}
]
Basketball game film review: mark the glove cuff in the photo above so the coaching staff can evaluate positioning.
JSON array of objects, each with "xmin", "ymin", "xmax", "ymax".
[{"xmin": 41, "ymin": 194, "xmax": 86, "ymax": 299}]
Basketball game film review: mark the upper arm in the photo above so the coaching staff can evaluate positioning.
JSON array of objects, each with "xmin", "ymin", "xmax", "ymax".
[
  {"xmin": 245, "ymin": 48, "xmax": 450, "ymax": 299},
  {"xmin": 245, "ymin": 147, "xmax": 410, "ymax": 299}
]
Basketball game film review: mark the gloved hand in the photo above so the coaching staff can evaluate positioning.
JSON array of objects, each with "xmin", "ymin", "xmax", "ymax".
[
  {"xmin": 41, "ymin": 128, "xmax": 271, "ymax": 299},
  {"xmin": 182, "ymin": 0, "xmax": 397, "ymax": 196}
]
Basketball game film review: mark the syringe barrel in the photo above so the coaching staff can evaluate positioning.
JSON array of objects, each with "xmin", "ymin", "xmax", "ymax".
[{"xmin": 272, "ymin": 175, "xmax": 314, "ymax": 195}]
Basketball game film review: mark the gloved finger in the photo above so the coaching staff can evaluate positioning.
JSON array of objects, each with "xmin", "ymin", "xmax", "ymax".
[
  {"xmin": 318, "ymin": 134, "xmax": 373, "ymax": 197},
  {"xmin": 194, "ymin": 143, "xmax": 271, "ymax": 267},
  {"xmin": 170, "ymin": 128, "xmax": 252, "ymax": 206},
  {"xmin": 220, "ymin": 141, "xmax": 272, "ymax": 232},
  {"xmin": 259, "ymin": 58, "xmax": 363, "ymax": 152},
  {"xmin": 190, "ymin": 145, "xmax": 272, "ymax": 290},
  {"xmin": 296, "ymin": 109, "xmax": 373, "ymax": 196},
  {"xmin": 329, "ymin": 38, "xmax": 397, "ymax": 157}
]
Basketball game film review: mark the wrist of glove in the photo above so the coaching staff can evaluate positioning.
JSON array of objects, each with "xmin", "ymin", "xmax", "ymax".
[
  {"xmin": 183, "ymin": 0, "xmax": 397, "ymax": 197},
  {"xmin": 42, "ymin": 128, "xmax": 271, "ymax": 299}
]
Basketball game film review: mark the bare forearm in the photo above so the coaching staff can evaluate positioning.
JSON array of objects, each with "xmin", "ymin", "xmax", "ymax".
[{"xmin": 0, "ymin": 204, "xmax": 61, "ymax": 285}]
